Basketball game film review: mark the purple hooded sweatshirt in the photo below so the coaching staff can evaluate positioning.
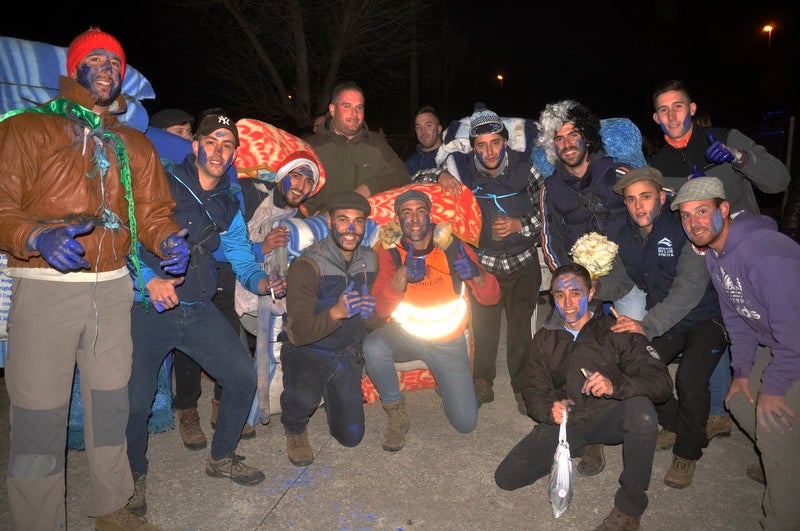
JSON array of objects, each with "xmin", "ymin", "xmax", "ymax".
[{"xmin": 705, "ymin": 211, "xmax": 800, "ymax": 396}]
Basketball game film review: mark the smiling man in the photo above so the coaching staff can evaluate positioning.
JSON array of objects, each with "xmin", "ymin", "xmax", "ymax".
[
  {"xmin": 672, "ymin": 176, "xmax": 800, "ymax": 529},
  {"xmin": 648, "ymin": 80, "xmax": 790, "ymax": 215},
  {"xmin": 305, "ymin": 81, "xmax": 409, "ymax": 213},
  {"xmin": 594, "ymin": 167, "xmax": 728, "ymax": 489},
  {"xmin": 280, "ymin": 191, "xmax": 385, "ymax": 467}
]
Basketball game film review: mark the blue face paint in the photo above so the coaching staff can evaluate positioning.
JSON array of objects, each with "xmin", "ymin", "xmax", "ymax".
[
  {"xmin": 281, "ymin": 175, "xmax": 293, "ymax": 195},
  {"xmin": 711, "ymin": 208, "xmax": 724, "ymax": 234},
  {"xmin": 476, "ymin": 145, "xmax": 506, "ymax": 169},
  {"xmin": 553, "ymin": 275, "xmax": 589, "ymax": 324},
  {"xmin": 400, "ymin": 212, "xmax": 431, "ymax": 241},
  {"xmin": 659, "ymin": 113, "xmax": 692, "ymax": 137},
  {"xmin": 75, "ymin": 53, "xmax": 122, "ymax": 105},
  {"xmin": 197, "ymin": 148, "xmax": 209, "ymax": 166}
]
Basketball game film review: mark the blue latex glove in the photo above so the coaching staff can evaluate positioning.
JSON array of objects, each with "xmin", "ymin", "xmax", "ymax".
[
  {"xmin": 404, "ymin": 243, "xmax": 426, "ymax": 283},
  {"xmin": 705, "ymin": 133, "xmax": 738, "ymax": 164},
  {"xmin": 33, "ymin": 222, "xmax": 94, "ymax": 271},
  {"xmin": 688, "ymin": 164, "xmax": 705, "ymax": 179},
  {"xmin": 343, "ymin": 280, "xmax": 361, "ymax": 318},
  {"xmin": 359, "ymin": 284, "xmax": 376, "ymax": 319},
  {"xmin": 159, "ymin": 228, "xmax": 190, "ymax": 275},
  {"xmin": 453, "ymin": 241, "xmax": 480, "ymax": 280}
]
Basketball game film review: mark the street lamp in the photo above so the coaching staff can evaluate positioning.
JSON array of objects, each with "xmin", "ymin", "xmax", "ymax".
[
  {"xmin": 496, "ymin": 74, "xmax": 504, "ymax": 90},
  {"xmin": 762, "ymin": 24, "xmax": 774, "ymax": 51}
]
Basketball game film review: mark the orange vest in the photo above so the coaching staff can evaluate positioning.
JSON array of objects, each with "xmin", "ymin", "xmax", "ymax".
[{"xmin": 391, "ymin": 246, "xmax": 468, "ymax": 342}]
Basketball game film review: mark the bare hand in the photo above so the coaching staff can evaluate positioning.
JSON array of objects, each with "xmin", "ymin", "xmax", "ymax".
[
  {"xmin": 610, "ymin": 315, "xmax": 646, "ymax": 336},
  {"xmin": 725, "ymin": 377, "xmax": 754, "ymax": 408},
  {"xmin": 491, "ymin": 216, "xmax": 522, "ymax": 240},
  {"xmin": 261, "ymin": 226, "xmax": 289, "ymax": 255},
  {"xmin": 552, "ymin": 399, "xmax": 574, "ymax": 425},
  {"xmin": 582, "ymin": 371, "xmax": 614, "ymax": 397},
  {"xmin": 146, "ymin": 277, "xmax": 184, "ymax": 311},
  {"xmin": 438, "ymin": 172, "xmax": 463, "ymax": 197},
  {"xmin": 756, "ymin": 393, "xmax": 797, "ymax": 434}
]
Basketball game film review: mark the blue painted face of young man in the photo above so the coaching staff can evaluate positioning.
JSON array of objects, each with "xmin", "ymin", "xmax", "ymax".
[
  {"xmin": 196, "ymin": 129, "xmax": 236, "ymax": 177},
  {"xmin": 397, "ymin": 199, "xmax": 432, "ymax": 243},
  {"xmin": 280, "ymin": 166, "xmax": 315, "ymax": 208},
  {"xmin": 552, "ymin": 274, "xmax": 591, "ymax": 325},
  {"xmin": 76, "ymin": 50, "xmax": 122, "ymax": 106}
]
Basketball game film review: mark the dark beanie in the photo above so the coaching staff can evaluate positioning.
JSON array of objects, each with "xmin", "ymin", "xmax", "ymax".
[
  {"xmin": 394, "ymin": 190, "xmax": 431, "ymax": 214},
  {"xmin": 326, "ymin": 191, "xmax": 371, "ymax": 215},
  {"xmin": 150, "ymin": 109, "xmax": 195, "ymax": 129}
]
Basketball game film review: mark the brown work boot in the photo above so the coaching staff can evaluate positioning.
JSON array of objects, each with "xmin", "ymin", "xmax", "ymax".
[
  {"xmin": 206, "ymin": 452, "xmax": 265, "ymax": 486},
  {"xmin": 577, "ymin": 444, "xmax": 606, "ymax": 476},
  {"xmin": 211, "ymin": 398, "xmax": 256, "ymax": 438},
  {"xmin": 746, "ymin": 464, "xmax": 766, "ymax": 485},
  {"xmin": 285, "ymin": 429, "xmax": 314, "ymax": 466},
  {"xmin": 594, "ymin": 506, "xmax": 640, "ymax": 531},
  {"xmin": 382, "ymin": 397, "xmax": 410, "ymax": 452},
  {"xmin": 177, "ymin": 407, "xmax": 207, "ymax": 450},
  {"xmin": 125, "ymin": 474, "xmax": 147, "ymax": 517},
  {"xmin": 706, "ymin": 414, "xmax": 732, "ymax": 441},
  {"xmin": 514, "ymin": 392, "xmax": 527, "ymax": 416},
  {"xmin": 473, "ymin": 378, "xmax": 494, "ymax": 407},
  {"xmin": 94, "ymin": 507, "xmax": 159, "ymax": 530},
  {"xmin": 241, "ymin": 423, "xmax": 256, "ymax": 439},
  {"xmin": 655, "ymin": 427, "xmax": 676, "ymax": 451},
  {"xmin": 664, "ymin": 455, "xmax": 697, "ymax": 489}
]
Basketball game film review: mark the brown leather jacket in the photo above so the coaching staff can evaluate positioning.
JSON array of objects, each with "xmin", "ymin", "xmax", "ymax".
[{"xmin": 0, "ymin": 77, "xmax": 179, "ymax": 272}]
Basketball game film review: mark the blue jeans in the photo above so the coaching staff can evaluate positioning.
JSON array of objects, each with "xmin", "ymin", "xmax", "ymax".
[
  {"xmin": 708, "ymin": 347, "xmax": 731, "ymax": 416},
  {"xmin": 127, "ymin": 301, "xmax": 257, "ymax": 476},
  {"xmin": 363, "ymin": 323, "xmax": 477, "ymax": 433},
  {"xmin": 280, "ymin": 344, "xmax": 365, "ymax": 447}
]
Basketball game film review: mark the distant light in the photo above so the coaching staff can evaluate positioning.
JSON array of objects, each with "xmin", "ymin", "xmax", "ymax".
[
  {"xmin": 762, "ymin": 24, "xmax": 774, "ymax": 33},
  {"xmin": 288, "ymin": 94, "xmax": 293, "ymax": 100},
  {"xmin": 496, "ymin": 75, "xmax": 504, "ymax": 81}
]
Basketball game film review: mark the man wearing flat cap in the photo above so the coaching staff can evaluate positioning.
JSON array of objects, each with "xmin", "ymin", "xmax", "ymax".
[
  {"xmin": 674, "ymin": 177, "xmax": 800, "ymax": 529},
  {"xmin": 363, "ymin": 189, "xmax": 500, "ymax": 452},
  {"xmin": 150, "ymin": 108, "xmax": 195, "ymax": 140},
  {"xmin": 594, "ymin": 167, "xmax": 727, "ymax": 489},
  {"xmin": 280, "ymin": 191, "xmax": 385, "ymax": 467}
]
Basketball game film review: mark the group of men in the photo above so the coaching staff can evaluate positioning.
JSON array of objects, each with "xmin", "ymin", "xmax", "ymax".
[{"xmin": 1, "ymin": 26, "xmax": 797, "ymax": 531}]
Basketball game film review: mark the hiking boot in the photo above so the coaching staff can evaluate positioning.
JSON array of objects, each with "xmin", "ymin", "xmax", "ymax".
[
  {"xmin": 177, "ymin": 408, "xmax": 207, "ymax": 450},
  {"xmin": 746, "ymin": 464, "xmax": 766, "ymax": 485},
  {"xmin": 473, "ymin": 378, "xmax": 494, "ymax": 407},
  {"xmin": 664, "ymin": 455, "xmax": 697, "ymax": 489},
  {"xmin": 514, "ymin": 392, "xmax": 527, "ymax": 416},
  {"xmin": 285, "ymin": 429, "xmax": 314, "ymax": 466},
  {"xmin": 205, "ymin": 452, "xmax": 265, "ymax": 486},
  {"xmin": 211, "ymin": 398, "xmax": 256, "ymax": 438},
  {"xmin": 125, "ymin": 474, "xmax": 147, "ymax": 517},
  {"xmin": 594, "ymin": 506, "xmax": 640, "ymax": 531},
  {"xmin": 655, "ymin": 427, "xmax": 676, "ymax": 451},
  {"xmin": 706, "ymin": 414, "xmax": 732, "ymax": 441},
  {"xmin": 577, "ymin": 444, "xmax": 606, "ymax": 476},
  {"xmin": 382, "ymin": 397, "xmax": 410, "ymax": 452},
  {"xmin": 94, "ymin": 507, "xmax": 159, "ymax": 530}
]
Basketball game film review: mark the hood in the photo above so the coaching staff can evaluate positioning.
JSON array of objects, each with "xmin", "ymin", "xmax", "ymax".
[{"xmin": 722, "ymin": 211, "xmax": 778, "ymax": 256}]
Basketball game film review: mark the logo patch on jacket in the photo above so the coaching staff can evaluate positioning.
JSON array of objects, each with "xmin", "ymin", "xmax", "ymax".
[{"xmin": 657, "ymin": 237, "xmax": 674, "ymax": 258}]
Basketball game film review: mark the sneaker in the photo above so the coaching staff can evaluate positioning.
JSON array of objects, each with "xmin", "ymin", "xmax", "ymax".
[
  {"xmin": 706, "ymin": 414, "xmax": 732, "ymax": 441},
  {"xmin": 594, "ymin": 506, "xmax": 640, "ymax": 531},
  {"xmin": 473, "ymin": 378, "xmax": 494, "ymax": 408},
  {"xmin": 285, "ymin": 429, "xmax": 314, "ymax": 467},
  {"xmin": 205, "ymin": 452, "xmax": 265, "ymax": 486},
  {"xmin": 177, "ymin": 407, "xmax": 207, "ymax": 450},
  {"xmin": 746, "ymin": 464, "xmax": 766, "ymax": 485},
  {"xmin": 577, "ymin": 444, "xmax": 606, "ymax": 476},
  {"xmin": 125, "ymin": 474, "xmax": 147, "ymax": 517},
  {"xmin": 211, "ymin": 399, "xmax": 256, "ymax": 438},
  {"xmin": 655, "ymin": 427, "xmax": 676, "ymax": 451},
  {"xmin": 94, "ymin": 507, "xmax": 159, "ymax": 530},
  {"xmin": 514, "ymin": 392, "xmax": 527, "ymax": 416},
  {"xmin": 664, "ymin": 455, "xmax": 697, "ymax": 489}
]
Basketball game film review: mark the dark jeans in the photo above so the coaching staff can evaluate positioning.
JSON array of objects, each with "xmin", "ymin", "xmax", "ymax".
[
  {"xmin": 495, "ymin": 396, "xmax": 658, "ymax": 518},
  {"xmin": 280, "ymin": 344, "xmax": 364, "ymax": 447},
  {"xmin": 172, "ymin": 262, "xmax": 255, "ymax": 409},
  {"xmin": 652, "ymin": 318, "xmax": 728, "ymax": 461},
  {"xmin": 470, "ymin": 257, "xmax": 540, "ymax": 393},
  {"xmin": 127, "ymin": 300, "xmax": 257, "ymax": 475}
]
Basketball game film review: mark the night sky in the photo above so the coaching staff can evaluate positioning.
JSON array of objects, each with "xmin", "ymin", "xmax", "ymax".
[{"xmin": 2, "ymin": 1, "xmax": 797, "ymax": 143}]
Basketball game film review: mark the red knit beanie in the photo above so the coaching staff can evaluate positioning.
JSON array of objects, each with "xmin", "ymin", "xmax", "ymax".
[{"xmin": 67, "ymin": 27, "xmax": 126, "ymax": 78}]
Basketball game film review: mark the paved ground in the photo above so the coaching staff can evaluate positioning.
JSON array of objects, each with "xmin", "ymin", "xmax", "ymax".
[{"xmin": 0, "ymin": 308, "xmax": 766, "ymax": 530}]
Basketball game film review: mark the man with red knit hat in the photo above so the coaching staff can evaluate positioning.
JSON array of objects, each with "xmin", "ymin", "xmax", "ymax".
[{"xmin": 0, "ymin": 27, "xmax": 188, "ymax": 530}]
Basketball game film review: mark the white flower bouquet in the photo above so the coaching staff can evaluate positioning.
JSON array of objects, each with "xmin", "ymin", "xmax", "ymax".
[{"xmin": 569, "ymin": 232, "xmax": 618, "ymax": 279}]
